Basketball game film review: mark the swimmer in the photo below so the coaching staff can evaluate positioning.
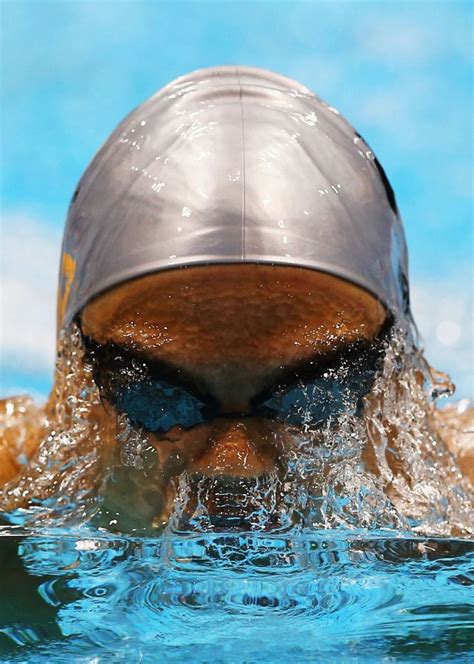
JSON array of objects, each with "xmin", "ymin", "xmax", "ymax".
[{"xmin": 1, "ymin": 67, "xmax": 472, "ymax": 535}]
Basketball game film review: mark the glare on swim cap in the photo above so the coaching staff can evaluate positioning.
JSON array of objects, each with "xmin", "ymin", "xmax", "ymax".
[{"xmin": 57, "ymin": 65, "xmax": 409, "ymax": 330}]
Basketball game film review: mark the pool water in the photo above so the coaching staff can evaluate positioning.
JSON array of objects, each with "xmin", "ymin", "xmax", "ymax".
[{"xmin": 1, "ymin": 527, "xmax": 473, "ymax": 662}]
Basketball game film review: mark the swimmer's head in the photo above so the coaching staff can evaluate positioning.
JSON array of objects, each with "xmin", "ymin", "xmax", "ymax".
[{"xmin": 56, "ymin": 66, "xmax": 410, "ymax": 531}]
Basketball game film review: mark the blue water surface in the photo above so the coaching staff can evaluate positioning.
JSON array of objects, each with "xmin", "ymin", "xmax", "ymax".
[{"xmin": 0, "ymin": 527, "xmax": 472, "ymax": 663}]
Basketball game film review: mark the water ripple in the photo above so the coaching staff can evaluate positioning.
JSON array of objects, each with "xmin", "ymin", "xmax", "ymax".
[{"xmin": 1, "ymin": 530, "xmax": 472, "ymax": 662}]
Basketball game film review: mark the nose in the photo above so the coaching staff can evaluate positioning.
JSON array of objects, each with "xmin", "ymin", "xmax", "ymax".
[{"xmin": 189, "ymin": 419, "xmax": 277, "ymax": 478}]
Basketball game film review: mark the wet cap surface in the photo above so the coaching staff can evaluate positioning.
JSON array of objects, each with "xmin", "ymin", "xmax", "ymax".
[{"xmin": 58, "ymin": 65, "xmax": 409, "ymax": 328}]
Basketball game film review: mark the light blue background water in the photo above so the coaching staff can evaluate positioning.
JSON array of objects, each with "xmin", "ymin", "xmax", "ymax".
[{"xmin": 1, "ymin": 0, "xmax": 472, "ymax": 399}]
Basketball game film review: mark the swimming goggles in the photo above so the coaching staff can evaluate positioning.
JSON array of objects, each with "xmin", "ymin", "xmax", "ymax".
[{"xmin": 82, "ymin": 330, "xmax": 386, "ymax": 435}]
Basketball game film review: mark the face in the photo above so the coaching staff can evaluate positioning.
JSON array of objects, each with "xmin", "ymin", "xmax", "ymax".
[{"xmin": 80, "ymin": 264, "xmax": 386, "ymax": 532}]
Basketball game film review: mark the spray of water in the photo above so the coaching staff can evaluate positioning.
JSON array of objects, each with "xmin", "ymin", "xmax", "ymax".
[
  {"xmin": 0, "ymin": 318, "xmax": 472, "ymax": 538},
  {"xmin": 0, "ymin": 326, "xmax": 114, "ymax": 526}
]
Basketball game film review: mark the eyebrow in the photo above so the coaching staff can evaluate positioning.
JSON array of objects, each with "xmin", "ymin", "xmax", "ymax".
[
  {"xmin": 82, "ymin": 334, "xmax": 218, "ymax": 406},
  {"xmin": 249, "ymin": 337, "xmax": 386, "ymax": 408}
]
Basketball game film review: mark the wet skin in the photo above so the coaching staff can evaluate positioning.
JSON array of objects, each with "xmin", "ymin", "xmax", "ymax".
[{"xmin": 80, "ymin": 264, "xmax": 386, "ymax": 527}]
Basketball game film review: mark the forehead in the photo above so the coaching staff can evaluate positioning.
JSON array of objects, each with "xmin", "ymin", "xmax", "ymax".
[{"xmin": 80, "ymin": 265, "xmax": 386, "ymax": 373}]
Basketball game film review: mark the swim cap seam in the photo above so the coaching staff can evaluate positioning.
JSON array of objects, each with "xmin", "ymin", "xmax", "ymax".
[{"xmin": 236, "ymin": 67, "xmax": 247, "ymax": 260}]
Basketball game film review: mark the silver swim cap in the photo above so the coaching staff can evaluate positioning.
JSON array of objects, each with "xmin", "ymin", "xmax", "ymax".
[{"xmin": 58, "ymin": 65, "xmax": 409, "ymax": 328}]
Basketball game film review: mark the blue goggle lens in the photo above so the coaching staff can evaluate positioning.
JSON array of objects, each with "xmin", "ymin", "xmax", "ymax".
[{"xmin": 115, "ymin": 380, "xmax": 207, "ymax": 432}]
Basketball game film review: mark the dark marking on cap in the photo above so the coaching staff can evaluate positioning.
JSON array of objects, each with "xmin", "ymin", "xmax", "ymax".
[
  {"xmin": 400, "ymin": 271, "xmax": 410, "ymax": 313},
  {"xmin": 70, "ymin": 186, "xmax": 81, "ymax": 206},
  {"xmin": 355, "ymin": 132, "xmax": 399, "ymax": 215},
  {"xmin": 373, "ymin": 156, "xmax": 399, "ymax": 215}
]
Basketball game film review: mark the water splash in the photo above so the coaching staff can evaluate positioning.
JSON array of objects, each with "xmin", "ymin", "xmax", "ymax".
[
  {"xmin": 0, "ymin": 326, "xmax": 115, "ymax": 527},
  {"xmin": 0, "ymin": 318, "xmax": 472, "ymax": 538}
]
